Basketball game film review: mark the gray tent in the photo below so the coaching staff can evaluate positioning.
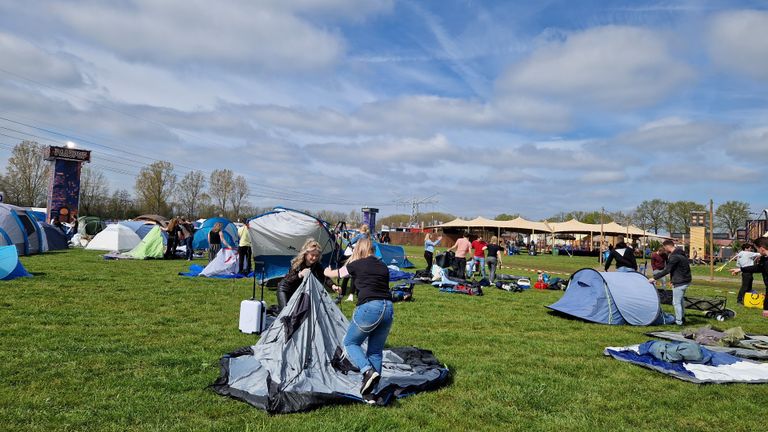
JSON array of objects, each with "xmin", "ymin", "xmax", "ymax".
[{"xmin": 212, "ymin": 275, "xmax": 449, "ymax": 413}]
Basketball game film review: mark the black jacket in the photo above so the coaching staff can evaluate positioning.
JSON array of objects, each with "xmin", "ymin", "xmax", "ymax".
[
  {"xmin": 277, "ymin": 262, "xmax": 334, "ymax": 295},
  {"xmin": 653, "ymin": 248, "xmax": 692, "ymax": 287},
  {"xmin": 740, "ymin": 255, "xmax": 768, "ymax": 280},
  {"xmin": 604, "ymin": 247, "xmax": 638, "ymax": 271}
]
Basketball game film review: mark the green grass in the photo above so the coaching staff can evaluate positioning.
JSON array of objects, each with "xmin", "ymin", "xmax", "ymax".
[{"xmin": 1, "ymin": 247, "xmax": 767, "ymax": 431}]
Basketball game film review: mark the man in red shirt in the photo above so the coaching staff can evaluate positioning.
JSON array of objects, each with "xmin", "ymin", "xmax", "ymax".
[{"xmin": 469, "ymin": 236, "xmax": 488, "ymax": 279}]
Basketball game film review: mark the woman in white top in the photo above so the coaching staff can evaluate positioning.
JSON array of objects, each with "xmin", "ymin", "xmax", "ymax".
[{"xmin": 735, "ymin": 243, "xmax": 760, "ymax": 305}]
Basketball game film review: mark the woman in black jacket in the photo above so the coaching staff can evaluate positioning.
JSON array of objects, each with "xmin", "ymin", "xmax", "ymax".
[{"xmin": 277, "ymin": 239, "xmax": 339, "ymax": 312}]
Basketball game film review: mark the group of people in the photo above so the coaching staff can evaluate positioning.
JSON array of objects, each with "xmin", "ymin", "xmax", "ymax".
[
  {"xmin": 427, "ymin": 231, "xmax": 504, "ymax": 282},
  {"xmin": 731, "ymin": 239, "xmax": 768, "ymax": 318},
  {"xmin": 161, "ymin": 217, "xmax": 195, "ymax": 260},
  {"xmin": 276, "ymin": 227, "xmax": 393, "ymax": 403}
]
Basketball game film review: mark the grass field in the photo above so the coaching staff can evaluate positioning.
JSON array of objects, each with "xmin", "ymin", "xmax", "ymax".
[{"xmin": 2, "ymin": 246, "xmax": 768, "ymax": 431}]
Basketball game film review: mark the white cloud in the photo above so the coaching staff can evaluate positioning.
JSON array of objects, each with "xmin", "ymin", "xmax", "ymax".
[
  {"xmin": 497, "ymin": 26, "xmax": 693, "ymax": 109},
  {"xmin": 612, "ymin": 117, "xmax": 727, "ymax": 151},
  {"xmin": 726, "ymin": 127, "xmax": 768, "ymax": 162},
  {"xmin": 0, "ymin": 32, "xmax": 83, "ymax": 86},
  {"xmin": 580, "ymin": 171, "xmax": 627, "ymax": 184},
  {"xmin": 709, "ymin": 10, "xmax": 768, "ymax": 81},
  {"xmin": 45, "ymin": 0, "xmax": 370, "ymax": 72}
]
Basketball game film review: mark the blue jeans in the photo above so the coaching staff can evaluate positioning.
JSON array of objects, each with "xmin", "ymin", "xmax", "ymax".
[
  {"xmin": 344, "ymin": 300, "xmax": 394, "ymax": 374},
  {"xmin": 672, "ymin": 284, "xmax": 688, "ymax": 325},
  {"xmin": 469, "ymin": 257, "xmax": 486, "ymax": 278},
  {"xmin": 617, "ymin": 266, "xmax": 634, "ymax": 273}
]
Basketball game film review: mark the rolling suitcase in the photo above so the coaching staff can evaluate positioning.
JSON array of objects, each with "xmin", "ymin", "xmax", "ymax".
[{"xmin": 239, "ymin": 260, "xmax": 267, "ymax": 334}]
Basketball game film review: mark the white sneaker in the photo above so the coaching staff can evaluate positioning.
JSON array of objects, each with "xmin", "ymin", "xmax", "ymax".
[{"xmin": 346, "ymin": 294, "xmax": 354, "ymax": 302}]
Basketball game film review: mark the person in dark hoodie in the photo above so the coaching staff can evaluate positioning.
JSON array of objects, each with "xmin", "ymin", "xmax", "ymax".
[
  {"xmin": 276, "ymin": 238, "xmax": 340, "ymax": 312},
  {"xmin": 648, "ymin": 239, "xmax": 692, "ymax": 325},
  {"xmin": 604, "ymin": 241, "xmax": 638, "ymax": 272},
  {"xmin": 730, "ymin": 237, "xmax": 768, "ymax": 319}
]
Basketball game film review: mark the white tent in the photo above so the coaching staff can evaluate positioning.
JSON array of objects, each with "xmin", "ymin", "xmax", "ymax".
[
  {"xmin": 85, "ymin": 224, "xmax": 142, "ymax": 252},
  {"xmin": 200, "ymin": 248, "xmax": 239, "ymax": 277}
]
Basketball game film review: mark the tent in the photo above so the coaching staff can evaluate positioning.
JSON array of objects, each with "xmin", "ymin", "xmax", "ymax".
[
  {"xmin": 211, "ymin": 275, "xmax": 450, "ymax": 413},
  {"xmin": 78, "ymin": 216, "xmax": 106, "ymax": 236},
  {"xmin": 119, "ymin": 220, "xmax": 160, "ymax": 240},
  {"xmin": 40, "ymin": 223, "xmax": 69, "ymax": 250},
  {"xmin": 85, "ymin": 224, "xmax": 142, "ymax": 252},
  {"xmin": 200, "ymin": 248, "xmax": 239, "ymax": 277},
  {"xmin": 0, "ymin": 245, "xmax": 32, "ymax": 280},
  {"xmin": 247, "ymin": 208, "xmax": 336, "ymax": 281},
  {"xmin": 133, "ymin": 214, "xmax": 168, "ymax": 227},
  {"xmin": 193, "ymin": 217, "xmax": 238, "ymax": 250},
  {"xmin": 124, "ymin": 225, "xmax": 166, "ymax": 259},
  {"xmin": 547, "ymin": 268, "xmax": 669, "ymax": 325},
  {"xmin": 0, "ymin": 203, "xmax": 47, "ymax": 255},
  {"xmin": 376, "ymin": 242, "xmax": 414, "ymax": 268}
]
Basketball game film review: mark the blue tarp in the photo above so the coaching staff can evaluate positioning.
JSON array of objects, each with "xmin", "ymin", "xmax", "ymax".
[
  {"xmin": 547, "ymin": 268, "xmax": 669, "ymax": 325},
  {"xmin": 193, "ymin": 218, "xmax": 238, "ymax": 250},
  {"xmin": 0, "ymin": 245, "xmax": 32, "ymax": 280},
  {"xmin": 388, "ymin": 267, "xmax": 414, "ymax": 282}
]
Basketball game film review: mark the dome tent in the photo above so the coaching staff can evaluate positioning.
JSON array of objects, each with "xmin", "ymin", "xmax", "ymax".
[
  {"xmin": 193, "ymin": 217, "xmax": 238, "ymax": 250},
  {"xmin": 246, "ymin": 207, "xmax": 336, "ymax": 281},
  {"xmin": 0, "ymin": 245, "xmax": 32, "ymax": 280},
  {"xmin": 0, "ymin": 203, "xmax": 47, "ymax": 255},
  {"xmin": 85, "ymin": 224, "xmax": 142, "ymax": 252},
  {"xmin": 547, "ymin": 268, "xmax": 672, "ymax": 325}
]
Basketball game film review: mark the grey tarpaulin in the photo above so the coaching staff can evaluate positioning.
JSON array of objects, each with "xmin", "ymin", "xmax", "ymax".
[{"xmin": 211, "ymin": 275, "xmax": 450, "ymax": 413}]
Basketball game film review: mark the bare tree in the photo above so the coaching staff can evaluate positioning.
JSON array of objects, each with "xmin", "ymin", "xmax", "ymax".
[
  {"xmin": 176, "ymin": 170, "xmax": 207, "ymax": 219},
  {"xmin": 229, "ymin": 175, "xmax": 249, "ymax": 220},
  {"xmin": 134, "ymin": 161, "xmax": 176, "ymax": 215},
  {"xmin": 3, "ymin": 141, "xmax": 50, "ymax": 206},
  {"xmin": 79, "ymin": 166, "xmax": 109, "ymax": 216},
  {"xmin": 208, "ymin": 169, "xmax": 234, "ymax": 216},
  {"xmin": 105, "ymin": 189, "xmax": 137, "ymax": 220}
]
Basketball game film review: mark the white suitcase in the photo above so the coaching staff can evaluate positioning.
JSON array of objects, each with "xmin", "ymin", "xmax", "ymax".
[{"xmin": 239, "ymin": 299, "xmax": 267, "ymax": 334}]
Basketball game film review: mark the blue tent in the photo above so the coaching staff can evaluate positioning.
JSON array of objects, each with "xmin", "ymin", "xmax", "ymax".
[
  {"xmin": 0, "ymin": 245, "xmax": 32, "ymax": 280},
  {"xmin": 193, "ymin": 217, "xmax": 238, "ymax": 250},
  {"xmin": 547, "ymin": 268, "xmax": 668, "ymax": 325},
  {"xmin": 40, "ymin": 223, "xmax": 69, "ymax": 250},
  {"xmin": 120, "ymin": 221, "xmax": 162, "ymax": 240},
  {"xmin": 376, "ymin": 242, "xmax": 414, "ymax": 268}
]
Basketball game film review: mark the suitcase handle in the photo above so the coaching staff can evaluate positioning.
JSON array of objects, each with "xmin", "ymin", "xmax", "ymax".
[{"xmin": 253, "ymin": 260, "xmax": 266, "ymax": 301}]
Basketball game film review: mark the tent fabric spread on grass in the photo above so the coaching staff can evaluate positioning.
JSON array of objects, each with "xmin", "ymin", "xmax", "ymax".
[
  {"xmin": 179, "ymin": 248, "xmax": 253, "ymax": 279},
  {"xmin": 0, "ymin": 245, "xmax": 32, "ymax": 280},
  {"xmin": 547, "ymin": 268, "xmax": 672, "ymax": 325},
  {"xmin": 211, "ymin": 275, "xmax": 450, "ymax": 413},
  {"xmin": 604, "ymin": 341, "xmax": 768, "ymax": 384}
]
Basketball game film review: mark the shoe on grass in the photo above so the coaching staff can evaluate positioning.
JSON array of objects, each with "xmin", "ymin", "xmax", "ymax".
[{"xmin": 360, "ymin": 369, "xmax": 380, "ymax": 395}]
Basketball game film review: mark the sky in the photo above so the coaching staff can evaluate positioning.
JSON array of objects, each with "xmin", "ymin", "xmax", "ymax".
[{"xmin": 0, "ymin": 0, "xmax": 766, "ymax": 220}]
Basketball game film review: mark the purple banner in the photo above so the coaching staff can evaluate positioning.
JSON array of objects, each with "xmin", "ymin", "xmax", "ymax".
[{"xmin": 46, "ymin": 159, "xmax": 82, "ymax": 224}]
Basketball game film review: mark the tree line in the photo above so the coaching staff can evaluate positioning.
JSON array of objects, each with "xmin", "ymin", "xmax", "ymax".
[{"xmin": 0, "ymin": 141, "xmax": 755, "ymax": 233}]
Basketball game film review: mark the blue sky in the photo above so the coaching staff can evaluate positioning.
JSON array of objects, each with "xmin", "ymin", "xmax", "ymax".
[{"xmin": 0, "ymin": 0, "xmax": 766, "ymax": 219}]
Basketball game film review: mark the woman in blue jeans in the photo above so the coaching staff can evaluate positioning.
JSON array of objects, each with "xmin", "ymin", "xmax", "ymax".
[{"xmin": 325, "ymin": 236, "xmax": 393, "ymax": 403}]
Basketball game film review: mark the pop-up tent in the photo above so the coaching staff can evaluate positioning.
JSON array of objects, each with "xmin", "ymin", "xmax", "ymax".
[
  {"xmin": 119, "ymin": 221, "xmax": 159, "ymax": 239},
  {"xmin": 212, "ymin": 275, "xmax": 449, "ymax": 413},
  {"xmin": 193, "ymin": 217, "xmax": 238, "ymax": 250},
  {"xmin": 125, "ymin": 226, "xmax": 165, "ymax": 259},
  {"xmin": 247, "ymin": 208, "xmax": 336, "ymax": 281},
  {"xmin": 78, "ymin": 216, "xmax": 106, "ymax": 236},
  {"xmin": 0, "ymin": 245, "xmax": 32, "ymax": 280},
  {"xmin": 376, "ymin": 242, "xmax": 414, "ymax": 268},
  {"xmin": 85, "ymin": 224, "xmax": 142, "ymax": 252},
  {"xmin": 547, "ymin": 268, "xmax": 669, "ymax": 325},
  {"xmin": 0, "ymin": 203, "xmax": 47, "ymax": 255}
]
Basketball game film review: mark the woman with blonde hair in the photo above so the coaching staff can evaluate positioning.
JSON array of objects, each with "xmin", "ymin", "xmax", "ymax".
[
  {"xmin": 423, "ymin": 232, "xmax": 442, "ymax": 272},
  {"xmin": 324, "ymin": 236, "xmax": 392, "ymax": 403},
  {"xmin": 161, "ymin": 217, "xmax": 180, "ymax": 260},
  {"xmin": 277, "ymin": 238, "xmax": 339, "ymax": 312},
  {"xmin": 207, "ymin": 222, "xmax": 231, "ymax": 262}
]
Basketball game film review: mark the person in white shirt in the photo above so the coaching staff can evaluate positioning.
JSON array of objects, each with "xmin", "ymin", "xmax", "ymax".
[{"xmin": 735, "ymin": 243, "xmax": 760, "ymax": 305}]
